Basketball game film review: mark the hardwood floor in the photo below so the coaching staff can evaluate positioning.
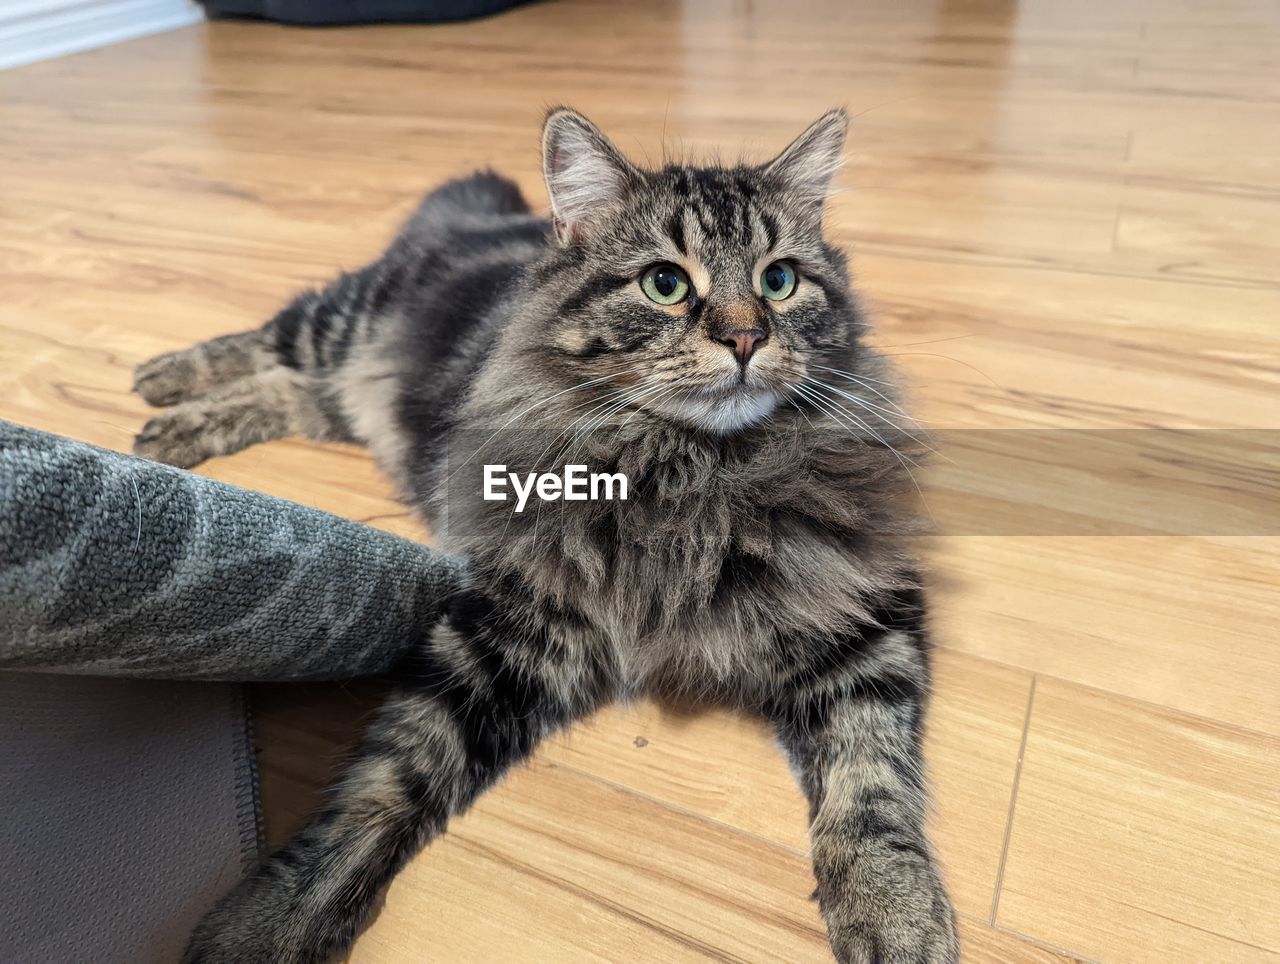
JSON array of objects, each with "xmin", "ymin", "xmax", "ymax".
[{"xmin": 3, "ymin": 0, "xmax": 1277, "ymax": 960}]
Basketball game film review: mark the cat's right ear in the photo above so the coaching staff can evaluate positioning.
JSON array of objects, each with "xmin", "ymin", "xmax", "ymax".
[
  {"xmin": 762, "ymin": 108, "xmax": 848, "ymax": 218},
  {"xmin": 541, "ymin": 108, "xmax": 638, "ymax": 243}
]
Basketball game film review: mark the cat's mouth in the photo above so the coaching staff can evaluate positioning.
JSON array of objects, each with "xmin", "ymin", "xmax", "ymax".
[{"xmin": 646, "ymin": 382, "xmax": 780, "ymax": 435}]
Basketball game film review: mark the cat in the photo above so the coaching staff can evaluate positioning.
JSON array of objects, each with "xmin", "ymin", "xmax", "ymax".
[{"xmin": 133, "ymin": 107, "xmax": 958, "ymax": 963}]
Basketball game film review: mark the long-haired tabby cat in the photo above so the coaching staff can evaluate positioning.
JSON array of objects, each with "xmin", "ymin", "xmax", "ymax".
[{"xmin": 133, "ymin": 108, "xmax": 958, "ymax": 963}]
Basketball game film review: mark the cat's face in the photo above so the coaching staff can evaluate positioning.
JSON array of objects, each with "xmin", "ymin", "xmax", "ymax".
[{"xmin": 536, "ymin": 109, "xmax": 860, "ymax": 435}]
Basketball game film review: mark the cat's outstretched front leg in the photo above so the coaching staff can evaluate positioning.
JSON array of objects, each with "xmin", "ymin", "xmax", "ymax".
[
  {"xmin": 184, "ymin": 592, "xmax": 609, "ymax": 964},
  {"xmin": 766, "ymin": 599, "xmax": 958, "ymax": 964}
]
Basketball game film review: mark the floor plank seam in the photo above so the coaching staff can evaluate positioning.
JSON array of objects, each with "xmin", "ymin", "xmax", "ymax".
[
  {"xmin": 989, "ymin": 673, "xmax": 1037, "ymax": 925},
  {"xmin": 935, "ymin": 643, "xmax": 1279, "ymax": 743},
  {"xmin": 991, "ymin": 921, "xmax": 1099, "ymax": 963}
]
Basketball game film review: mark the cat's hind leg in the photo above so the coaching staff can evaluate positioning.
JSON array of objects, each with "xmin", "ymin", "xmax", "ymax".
[
  {"xmin": 133, "ymin": 366, "xmax": 320, "ymax": 469},
  {"xmin": 133, "ymin": 328, "xmax": 277, "ymax": 407},
  {"xmin": 131, "ymin": 280, "xmax": 376, "ymax": 468}
]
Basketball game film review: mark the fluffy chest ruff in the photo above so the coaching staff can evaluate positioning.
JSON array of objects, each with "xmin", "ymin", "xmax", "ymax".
[{"xmin": 441, "ymin": 416, "xmax": 919, "ymax": 693}]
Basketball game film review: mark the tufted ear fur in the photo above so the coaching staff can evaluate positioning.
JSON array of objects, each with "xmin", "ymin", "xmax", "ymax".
[
  {"xmin": 541, "ymin": 107, "xmax": 639, "ymax": 242},
  {"xmin": 762, "ymin": 108, "xmax": 849, "ymax": 216}
]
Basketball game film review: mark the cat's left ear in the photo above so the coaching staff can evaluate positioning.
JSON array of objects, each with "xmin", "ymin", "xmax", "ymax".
[
  {"xmin": 542, "ymin": 107, "xmax": 640, "ymax": 243},
  {"xmin": 762, "ymin": 108, "xmax": 848, "ymax": 216}
]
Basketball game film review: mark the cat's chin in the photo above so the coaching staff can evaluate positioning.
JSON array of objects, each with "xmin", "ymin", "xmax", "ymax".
[{"xmin": 649, "ymin": 387, "xmax": 780, "ymax": 435}]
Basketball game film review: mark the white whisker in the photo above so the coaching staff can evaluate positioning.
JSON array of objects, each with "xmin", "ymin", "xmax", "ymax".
[
  {"xmin": 875, "ymin": 350, "xmax": 1004, "ymax": 389},
  {"xmin": 790, "ymin": 384, "xmax": 934, "ymax": 519},
  {"xmin": 805, "ymin": 378, "xmax": 944, "ymax": 461},
  {"xmin": 794, "ymin": 383, "xmax": 921, "ymax": 467},
  {"xmin": 444, "ymin": 369, "xmax": 631, "ymax": 484},
  {"xmin": 810, "ymin": 365, "xmax": 917, "ymax": 419},
  {"xmin": 521, "ymin": 379, "xmax": 670, "ymax": 540}
]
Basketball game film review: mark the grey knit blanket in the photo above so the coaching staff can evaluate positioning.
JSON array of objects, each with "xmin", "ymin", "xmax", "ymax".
[{"xmin": 0, "ymin": 420, "xmax": 463, "ymax": 681}]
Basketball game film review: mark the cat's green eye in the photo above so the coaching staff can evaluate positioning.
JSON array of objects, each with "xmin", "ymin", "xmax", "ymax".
[
  {"xmin": 640, "ymin": 263, "xmax": 691, "ymax": 306},
  {"xmin": 760, "ymin": 260, "xmax": 798, "ymax": 301}
]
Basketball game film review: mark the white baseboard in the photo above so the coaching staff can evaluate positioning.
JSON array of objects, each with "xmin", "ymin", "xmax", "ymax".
[{"xmin": 0, "ymin": 0, "xmax": 204, "ymax": 71}]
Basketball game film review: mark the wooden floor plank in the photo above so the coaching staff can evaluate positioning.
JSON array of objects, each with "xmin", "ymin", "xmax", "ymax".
[
  {"xmin": 957, "ymin": 919, "xmax": 1083, "ymax": 964},
  {"xmin": 997, "ymin": 677, "xmax": 1280, "ymax": 961},
  {"xmin": 931, "ymin": 537, "xmax": 1280, "ymax": 735},
  {"xmin": 354, "ymin": 762, "xmax": 833, "ymax": 962},
  {"xmin": 540, "ymin": 650, "xmax": 1033, "ymax": 921}
]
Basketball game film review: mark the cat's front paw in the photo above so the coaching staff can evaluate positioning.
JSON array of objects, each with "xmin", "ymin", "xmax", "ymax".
[
  {"xmin": 183, "ymin": 875, "xmax": 301, "ymax": 964},
  {"xmin": 818, "ymin": 844, "xmax": 959, "ymax": 964},
  {"xmin": 133, "ymin": 407, "xmax": 216, "ymax": 468},
  {"xmin": 184, "ymin": 852, "xmax": 362, "ymax": 964}
]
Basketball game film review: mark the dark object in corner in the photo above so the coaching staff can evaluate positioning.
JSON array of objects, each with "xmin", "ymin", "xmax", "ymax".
[{"xmin": 199, "ymin": 0, "xmax": 526, "ymax": 26}]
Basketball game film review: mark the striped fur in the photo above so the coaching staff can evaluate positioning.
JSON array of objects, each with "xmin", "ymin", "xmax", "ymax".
[{"xmin": 137, "ymin": 110, "xmax": 957, "ymax": 963}]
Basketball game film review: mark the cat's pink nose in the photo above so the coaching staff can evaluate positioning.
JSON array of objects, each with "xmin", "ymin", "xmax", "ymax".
[{"xmin": 716, "ymin": 328, "xmax": 767, "ymax": 365}]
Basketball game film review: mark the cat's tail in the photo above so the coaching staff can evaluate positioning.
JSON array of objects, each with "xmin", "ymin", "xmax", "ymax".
[
  {"xmin": 397, "ymin": 170, "xmax": 534, "ymax": 250},
  {"xmin": 411, "ymin": 169, "xmax": 531, "ymax": 223}
]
